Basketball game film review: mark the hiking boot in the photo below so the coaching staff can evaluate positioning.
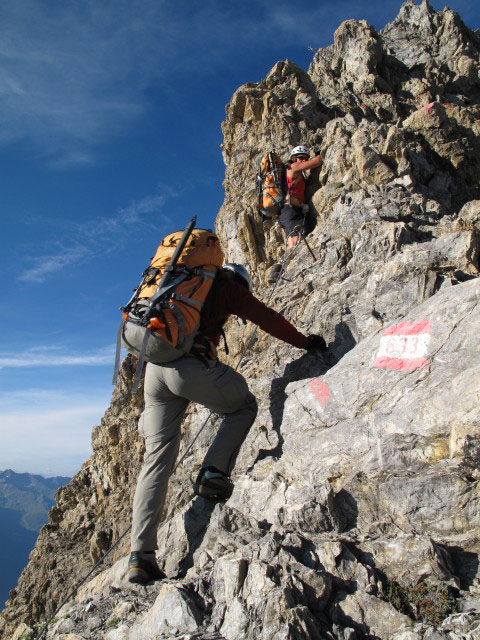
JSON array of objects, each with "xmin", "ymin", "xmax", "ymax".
[
  {"xmin": 267, "ymin": 263, "xmax": 282, "ymax": 283},
  {"xmin": 128, "ymin": 551, "xmax": 165, "ymax": 585},
  {"xmin": 193, "ymin": 466, "xmax": 234, "ymax": 500}
]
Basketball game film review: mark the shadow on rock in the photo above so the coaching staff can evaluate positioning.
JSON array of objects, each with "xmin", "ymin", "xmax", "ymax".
[
  {"xmin": 252, "ymin": 349, "xmax": 334, "ymax": 467},
  {"xmin": 446, "ymin": 545, "xmax": 479, "ymax": 590},
  {"xmin": 329, "ymin": 319, "xmax": 358, "ymax": 363},
  {"xmin": 331, "ymin": 590, "xmax": 382, "ymax": 640},
  {"xmin": 334, "ymin": 489, "xmax": 359, "ymax": 531},
  {"xmin": 177, "ymin": 496, "xmax": 217, "ymax": 578}
]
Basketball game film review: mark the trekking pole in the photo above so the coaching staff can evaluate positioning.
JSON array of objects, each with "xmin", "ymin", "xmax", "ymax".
[
  {"xmin": 118, "ymin": 216, "xmax": 196, "ymax": 317},
  {"xmin": 297, "ymin": 208, "xmax": 317, "ymax": 262},
  {"xmin": 300, "ymin": 231, "xmax": 317, "ymax": 262}
]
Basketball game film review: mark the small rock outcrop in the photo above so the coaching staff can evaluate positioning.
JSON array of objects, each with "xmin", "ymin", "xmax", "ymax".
[{"xmin": 2, "ymin": 2, "xmax": 480, "ymax": 639}]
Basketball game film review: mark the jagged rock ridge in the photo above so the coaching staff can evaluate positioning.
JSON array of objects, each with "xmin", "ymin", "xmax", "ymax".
[{"xmin": 2, "ymin": 2, "xmax": 480, "ymax": 639}]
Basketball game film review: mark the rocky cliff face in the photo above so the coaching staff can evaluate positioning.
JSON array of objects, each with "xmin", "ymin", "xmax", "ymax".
[{"xmin": 3, "ymin": 2, "xmax": 480, "ymax": 639}]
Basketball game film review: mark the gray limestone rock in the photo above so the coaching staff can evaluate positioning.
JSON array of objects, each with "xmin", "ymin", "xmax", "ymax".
[{"xmin": 127, "ymin": 583, "xmax": 202, "ymax": 639}]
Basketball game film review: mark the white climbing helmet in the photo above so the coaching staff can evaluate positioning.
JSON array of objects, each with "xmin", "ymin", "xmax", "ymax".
[
  {"xmin": 222, "ymin": 263, "xmax": 252, "ymax": 291},
  {"xmin": 290, "ymin": 145, "xmax": 309, "ymax": 159}
]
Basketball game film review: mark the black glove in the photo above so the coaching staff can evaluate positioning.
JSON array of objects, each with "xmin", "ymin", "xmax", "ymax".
[
  {"xmin": 312, "ymin": 148, "xmax": 321, "ymax": 157},
  {"xmin": 307, "ymin": 334, "xmax": 327, "ymax": 351}
]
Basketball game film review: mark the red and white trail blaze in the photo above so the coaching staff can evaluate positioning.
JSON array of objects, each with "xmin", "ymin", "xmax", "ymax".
[
  {"xmin": 374, "ymin": 319, "xmax": 432, "ymax": 370},
  {"xmin": 308, "ymin": 320, "xmax": 432, "ymax": 406}
]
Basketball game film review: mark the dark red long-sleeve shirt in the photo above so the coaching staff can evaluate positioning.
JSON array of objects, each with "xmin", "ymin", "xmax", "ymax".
[{"xmin": 199, "ymin": 277, "xmax": 309, "ymax": 350}]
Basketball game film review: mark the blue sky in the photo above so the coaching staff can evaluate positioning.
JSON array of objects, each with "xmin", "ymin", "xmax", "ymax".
[{"xmin": 1, "ymin": 0, "xmax": 478, "ymax": 477}]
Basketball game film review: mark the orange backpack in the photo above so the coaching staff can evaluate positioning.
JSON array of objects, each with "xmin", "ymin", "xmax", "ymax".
[
  {"xmin": 113, "ymin": 217, "xmax": 224, "ymax": 391},
  {"xmin": 256, "ymin": 151, "xmax": 286, "ymax": 217}
]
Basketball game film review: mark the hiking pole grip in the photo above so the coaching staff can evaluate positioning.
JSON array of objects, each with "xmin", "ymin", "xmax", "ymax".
[{"xmin": 164, "ymin": 215, "xmax": 197, "ymax": 275}]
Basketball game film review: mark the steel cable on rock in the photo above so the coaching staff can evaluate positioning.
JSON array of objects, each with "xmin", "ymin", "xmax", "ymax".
[
  {"xmin": 33, "ymin": 238, "xmax": 301, "ymax": 640},
  {"xmin": 235, "ymin": 233, "xmax": 294, "ymax": 370}
]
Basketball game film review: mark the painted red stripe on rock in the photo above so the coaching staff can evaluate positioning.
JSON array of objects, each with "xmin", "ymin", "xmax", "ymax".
[
  {"xmin": 308, "ymin": 378, "xmax": 332, "ymax": 405},
  {"xmin": 374, "ymin": 356, "xmax": 429, "ymax": 370},
  {"xmin": 425, "ymin": 102, "xmax": 435, "ymax": 116},
  {"xmin": 381, "ymin": 320, "xmax": 432, "ymax": 336}
]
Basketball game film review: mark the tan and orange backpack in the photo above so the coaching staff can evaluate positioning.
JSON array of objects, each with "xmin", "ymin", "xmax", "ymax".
[
  {"xmin": 256, "ymin": 150, "xmax": 307, "ymax": 216},
  {"xmin": 113, "ymin": 217, "xmax": 224, "ymax": 391},
  {"xmin": 256, "ymin": 151, "xmax": 286, "ymax": 217}
]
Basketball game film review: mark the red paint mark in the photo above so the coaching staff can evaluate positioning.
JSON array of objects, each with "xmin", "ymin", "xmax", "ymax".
[
  {"xmin": 374, "ymin": 357, "xmax": 429, "ymax": 371},
  {"xmin": 382, "ymin": 320, "xmax": 432, "ymax": 336},
  {"xmin": 374, "ymin": 320, "xmax": 432, "ymax": 371},
  {"xmin": 425, "ymin": 102, "xmax": 435, "ymax": 116},
  {"xmin": 308, "ymin": 378, "xmax": 332, "ymax": 405}
]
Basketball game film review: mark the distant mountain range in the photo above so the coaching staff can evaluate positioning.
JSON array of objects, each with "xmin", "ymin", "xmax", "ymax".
[{"xmin": 0, "ymin": 469, "xmax": 70, "ymax": 610}]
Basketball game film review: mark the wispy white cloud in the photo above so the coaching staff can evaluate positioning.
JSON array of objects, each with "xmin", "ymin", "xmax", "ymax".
[
  {"xmin": 0, "ymin": 345, "xmax": 113, "ymax": 369},
  {"xmin": 0, "ymin": 384, "xmax": 111, "ymax": 476},
  {"xmin": 0, "ymin": 403, "xmax": 104, "ymax": 477},
  {"xmin": 97, "ymin": 193, "xmax": 169, "ymax": 232},
  {"xmin": 18, "ymin": 244, "xmax": 91, "ymax": 283},
  {"xmin": 17, "ymin": 189, "xmax": 169, "ymax": 283}
]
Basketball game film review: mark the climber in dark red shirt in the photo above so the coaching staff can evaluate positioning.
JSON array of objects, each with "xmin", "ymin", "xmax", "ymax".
[
  {"xmin": 128, "ymin": 262, "xmax": 326, "ymax": 584},
  {"xmin": 197, "ymin": 267, "xmax": 310, "ymax": 353}
]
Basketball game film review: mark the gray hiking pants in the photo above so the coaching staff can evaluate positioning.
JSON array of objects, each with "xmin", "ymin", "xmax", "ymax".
[{"xmin": 131, "ymin": 356, "xmax": 258, "ymax": 551}]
